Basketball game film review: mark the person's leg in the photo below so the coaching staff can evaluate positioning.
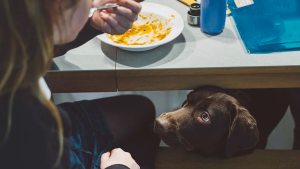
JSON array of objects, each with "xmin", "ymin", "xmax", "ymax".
[
  {"xmin": 79, "ymin": 95, "xmax": 160, "ymax": 169},
  {"xmin": 57, "ymin": 102, "xmax": 96, "ymax": 169},
  {"xmin": 290, "ymin": 88, "xmax": 300, "ymax": 149},
  {"xmin": 116, "ymin": 126, "xmax": 160, "ymax": 169},
  {"xmin": 241, "ymin": 88, "xmax": 291, "ymax": 149}
]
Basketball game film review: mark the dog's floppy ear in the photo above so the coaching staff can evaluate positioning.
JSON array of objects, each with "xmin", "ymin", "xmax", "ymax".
[{"xmin": 225, "ymin": 107, "xmax": 259, "ymax": 157}]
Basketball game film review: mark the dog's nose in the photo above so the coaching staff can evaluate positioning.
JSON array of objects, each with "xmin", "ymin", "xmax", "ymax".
[{"xmin": 154, "ymin": 119, "xmax": 170, "ymax": 135}]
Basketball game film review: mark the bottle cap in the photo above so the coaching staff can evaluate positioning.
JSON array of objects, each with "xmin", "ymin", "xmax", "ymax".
[{"xmin": 190, "ymin": 3, "xmax": 200, "ymax": 11}]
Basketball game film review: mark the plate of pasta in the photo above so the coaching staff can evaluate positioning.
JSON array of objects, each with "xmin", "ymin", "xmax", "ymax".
[{"xmin": 97, "ymin": 2, "xmax": 184, "ymax": 51}]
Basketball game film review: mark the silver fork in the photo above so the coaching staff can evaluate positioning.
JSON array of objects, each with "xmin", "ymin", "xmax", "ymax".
[{"xmin": 94, "ymin": 3, "xmax": 119, "ymax": 10}]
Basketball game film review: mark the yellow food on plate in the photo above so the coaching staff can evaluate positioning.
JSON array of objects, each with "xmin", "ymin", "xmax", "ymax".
[{"xmin": 107, "ymin": 12, "xmax": 175, "ymax": 46}]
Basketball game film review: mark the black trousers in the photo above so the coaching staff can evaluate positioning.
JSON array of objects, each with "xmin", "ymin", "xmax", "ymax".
[
  {"xmin": 241, "ymin": 88, "xmax": 299, "ymax": 149},
  {"xmin": 58, "ymin": 95, "xmax": 160, "ymax": 169}
]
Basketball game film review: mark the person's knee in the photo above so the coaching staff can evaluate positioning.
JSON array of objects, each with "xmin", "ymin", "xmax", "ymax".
[{"xmin": 129, "ymin": 95, "xmax": 156, "ymax": 122}]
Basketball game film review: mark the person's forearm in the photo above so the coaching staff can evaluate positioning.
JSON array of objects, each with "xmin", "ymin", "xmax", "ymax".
[{"xmin": 54, "ymin": 20, "xmax": 102, "ymax": 57}]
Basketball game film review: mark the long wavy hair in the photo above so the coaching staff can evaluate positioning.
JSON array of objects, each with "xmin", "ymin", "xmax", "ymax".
[{"xmin": 0, "ymin": 0, "xmax": 79, "ymax": 167}]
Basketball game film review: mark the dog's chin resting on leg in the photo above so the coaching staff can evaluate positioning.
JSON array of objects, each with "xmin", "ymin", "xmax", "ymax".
[{"xmin": 154, "ymin": 86, "xmax": 259, "ymax": 157}]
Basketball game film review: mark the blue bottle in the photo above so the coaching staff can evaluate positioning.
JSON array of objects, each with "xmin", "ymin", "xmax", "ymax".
[{"xmin": 201, "ymin": 0, "xmax": 227, "ymax": 35}]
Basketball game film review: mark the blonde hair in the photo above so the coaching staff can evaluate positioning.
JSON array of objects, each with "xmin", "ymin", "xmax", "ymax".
[{"xmin": 0, "ymin": 0, "xmax": 79, "ymax": 167}]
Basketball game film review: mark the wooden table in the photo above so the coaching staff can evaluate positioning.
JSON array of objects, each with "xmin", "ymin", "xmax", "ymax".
[{"xmin": 46, "ymin": 0, "xmax": 300, "ymax": 93}]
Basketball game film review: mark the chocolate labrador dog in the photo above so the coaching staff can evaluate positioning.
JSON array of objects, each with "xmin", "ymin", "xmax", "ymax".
[{"xmin": 154, "ymin": 86, "xmax": 259, "ymax": 157}]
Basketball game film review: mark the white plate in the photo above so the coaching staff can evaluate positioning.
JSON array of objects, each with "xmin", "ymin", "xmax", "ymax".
[{"xmin": 97, "ymin": 2, "xmax": 184, "ymax": 52}]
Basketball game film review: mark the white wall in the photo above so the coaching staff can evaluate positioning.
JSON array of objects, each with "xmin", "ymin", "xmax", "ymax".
[{"xmin": 266, "ymin": 107, "xmax": 294, "ymax": 149}]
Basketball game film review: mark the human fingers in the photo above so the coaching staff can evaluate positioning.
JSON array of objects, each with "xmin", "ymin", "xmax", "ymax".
[
  {"xmin": 101, "ymin": 12, "xmax": 128, "ymax": 34},
  {"xmin": 110, "ymin": 148, "xmax": 126, "ymax": 154},
  {"xmin": 93, "ymin": 0, "xmax": 118, "ymax": 6},
  {"xmin": 108, "ymin": 5, "xmax": 138, "ymax": 22},
  {"xmin": 93, "ymin": 0, "xmax": 141, "ymax": 15},
  {"xmin": 104, "ymin": 5, "xmax": 139, "ymax": 33},
  {"xmin": 90, "ymin": 12, "xmax": 114, "ymax": 34},
  {"xmin": 101, "ymin": 152, "xmax": 111, "ymax": 162},
  {"xmin": 100, "ymin": 152, "xmax": 111, "ymax": 168},
  {"xmin": 110, "ymin": 148, "xmax": 132, "ymax": 160},
  {"xmin": 117, "ymin": 0, "xmax": 142, "ymax": 14},
  {"xmin": 91, "ymin": 0, "xmax": 140, "ymax": 34},
  {"xmin": 110, "ymin": 12, "xmax": 133, "ymax": 32},
  {"xmin": 110, "ymin": 148, "xmax": 140, "ymax": 169}
]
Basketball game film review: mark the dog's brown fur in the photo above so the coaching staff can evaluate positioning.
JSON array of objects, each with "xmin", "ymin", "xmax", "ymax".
[{"xmin": 154, "ymin": 86, "xmax": 259, "ymax": 157}]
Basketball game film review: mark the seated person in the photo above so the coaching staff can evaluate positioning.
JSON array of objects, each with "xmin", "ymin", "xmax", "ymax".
[{"xmin": 0, "ymin": 0, "xmax": 159, "ymax": 169}]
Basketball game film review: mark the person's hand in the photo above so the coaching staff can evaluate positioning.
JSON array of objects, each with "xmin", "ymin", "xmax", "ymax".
[
  {"xmin": 100, "ymin": 148, "xmax": 140, "ymax": 169},
  {"xmin": 91, "ymin": 0, "xmax": 142, "ymax": 35}
]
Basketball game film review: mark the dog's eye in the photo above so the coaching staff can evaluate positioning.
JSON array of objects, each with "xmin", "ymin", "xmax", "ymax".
[{"xmin": 200, "ymin": 111, "xmax": 210, "ymax": 122}]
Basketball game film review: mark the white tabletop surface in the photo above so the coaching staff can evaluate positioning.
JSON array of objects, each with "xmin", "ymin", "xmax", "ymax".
[{"xmin": 53, "ymin": 0, "xmax": 300, "ymax": 71}]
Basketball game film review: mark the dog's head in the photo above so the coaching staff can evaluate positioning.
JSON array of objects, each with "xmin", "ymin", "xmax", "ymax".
[{"xmin": 154, "ymin": 86, "xmax": 259, "ymax": 157}]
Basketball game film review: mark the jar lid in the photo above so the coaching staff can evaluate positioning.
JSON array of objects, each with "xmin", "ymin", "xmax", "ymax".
[{"xmin": 190, "ymin": 3, "xmax": 200, "ymax": 11}]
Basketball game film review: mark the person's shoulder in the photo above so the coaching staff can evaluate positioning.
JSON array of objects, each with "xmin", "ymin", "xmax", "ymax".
[
  {"xmin": 0, "ymin": 90, "xmax": 57, "ymax": 135},
  {"xmin": 0, "ymin": 90, "xmax": 59, "ymax": 169},
  {"xmin": 14, "ymin": 90, "xmax": 52, "ymax": 121}
]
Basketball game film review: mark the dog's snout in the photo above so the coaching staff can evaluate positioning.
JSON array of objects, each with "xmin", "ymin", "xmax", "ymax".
[{"xmin": 154, "ymin": 119, "xmax": 172, "ymax": 135}]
